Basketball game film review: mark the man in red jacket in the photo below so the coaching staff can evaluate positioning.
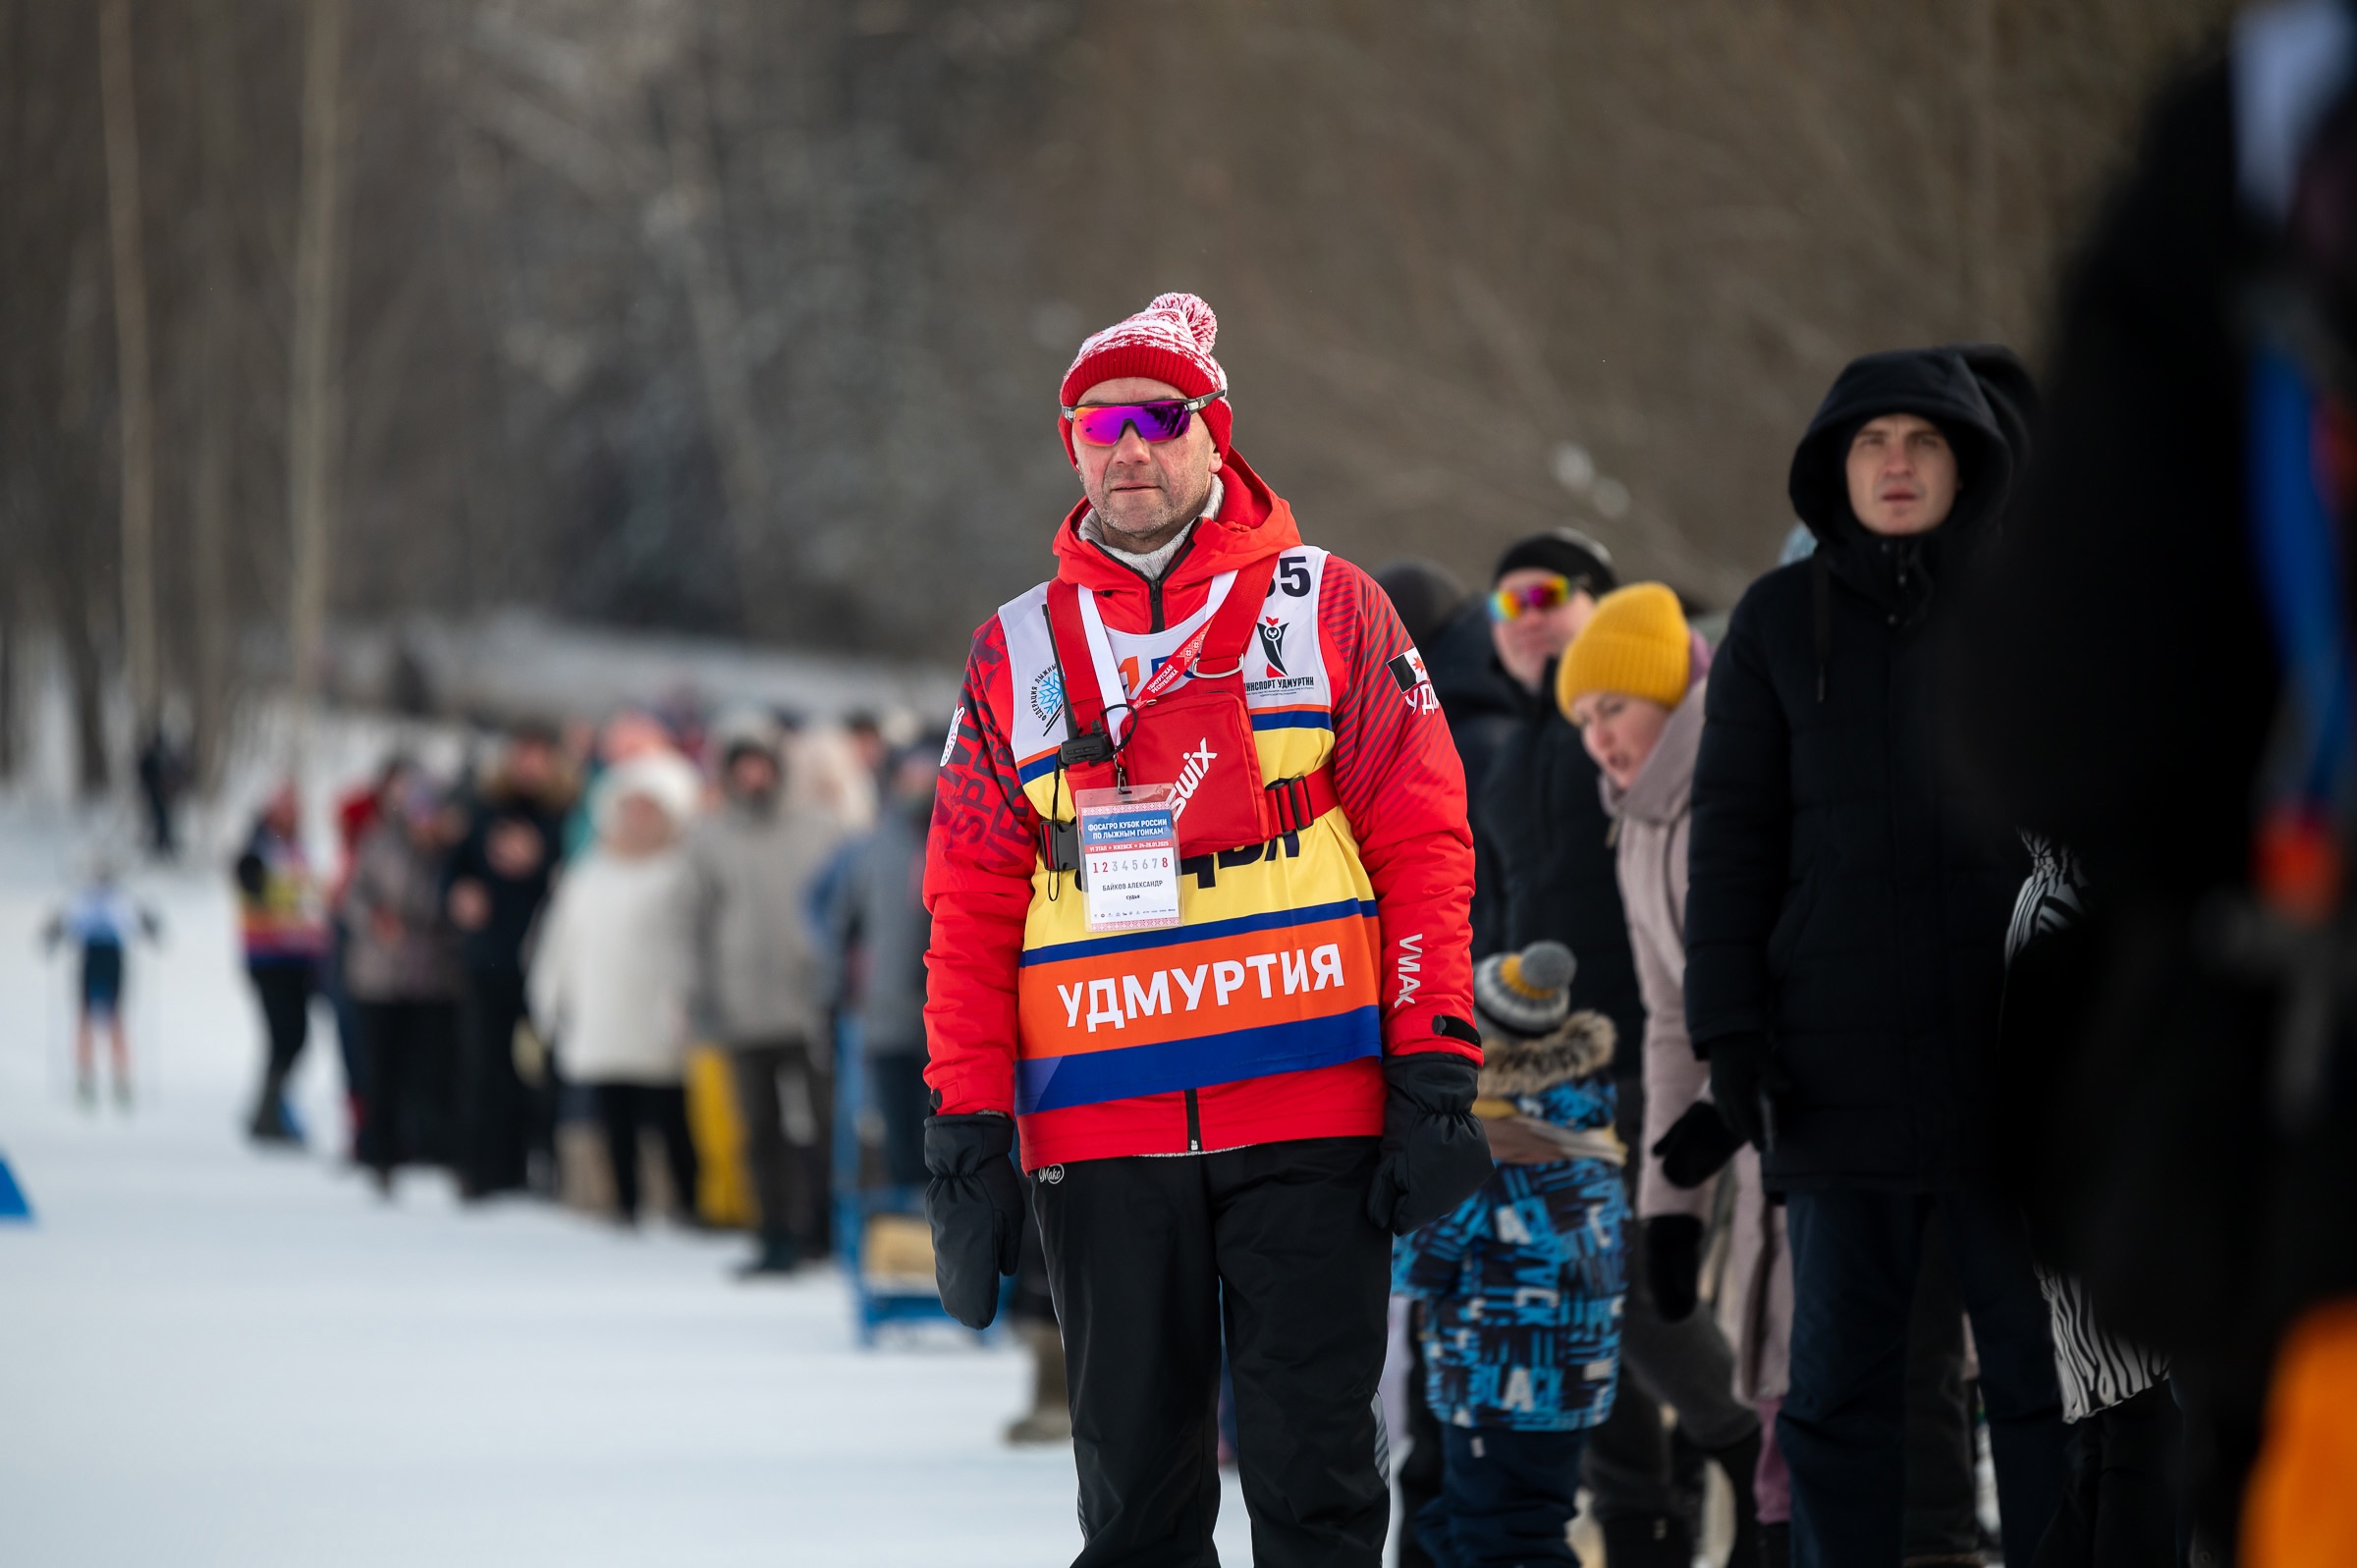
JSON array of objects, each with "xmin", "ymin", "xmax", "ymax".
[{"xmin": 923, "ymin": 293, "xmax": 1488, "ymax": 1565}]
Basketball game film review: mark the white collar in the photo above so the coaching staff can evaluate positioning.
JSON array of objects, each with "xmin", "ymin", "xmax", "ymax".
[{"xmin": 1079, "ymin": 475, "xmax": 1224, "ymax": 581}]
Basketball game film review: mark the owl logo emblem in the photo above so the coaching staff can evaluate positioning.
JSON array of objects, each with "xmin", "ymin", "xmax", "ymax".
[{"xmin": 1258, "ymin": 617, "xmax": 1288, "ymax": 676}]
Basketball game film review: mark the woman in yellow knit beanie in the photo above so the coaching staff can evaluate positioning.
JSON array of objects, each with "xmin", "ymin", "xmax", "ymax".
[
  {"xmin": 1558, "ymin": 579, "xmax": 1792, "ymax": 1565},
  {"xmin": 1555, "ymin": 582, "xmax": 1692, "ymax": 786}
]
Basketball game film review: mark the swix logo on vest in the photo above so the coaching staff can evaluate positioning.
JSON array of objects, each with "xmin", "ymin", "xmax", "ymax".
[
  {"xmin": 1394, "ymin": 932, "xmax": 1424, "ymax": 1009},
  {"xmin": 1259, "ymin": 617, "xmax": 1288, "ymax": 676},
  {"xmin": 1169, "ymin": 740, "xmax": 1219, "ymax": 821}
]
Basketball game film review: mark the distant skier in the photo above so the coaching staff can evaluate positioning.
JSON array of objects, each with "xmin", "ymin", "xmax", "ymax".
[
  {"xmin": 136, "ymin": 727, "xmax": 188, "ymax": 860},
  {"xmin": 43, "ymin": 862, "xmax": 162, "ymax": 1109}
]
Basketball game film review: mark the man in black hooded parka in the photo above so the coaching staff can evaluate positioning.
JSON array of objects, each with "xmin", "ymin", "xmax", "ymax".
[{"xmin": 1683, "ymin": 349, "xmax": 2065, "ymax": 1566}]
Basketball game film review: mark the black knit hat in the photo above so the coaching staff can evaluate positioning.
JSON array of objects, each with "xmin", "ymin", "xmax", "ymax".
[{"xmin": 1492, "ymin": 529, "xmax": 1617, "ymax": 594}]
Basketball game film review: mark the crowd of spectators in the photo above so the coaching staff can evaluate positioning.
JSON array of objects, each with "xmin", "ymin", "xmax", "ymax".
[{"xmin": 226, "ymin": 703, "xmax": 936, "ymax": 1279}]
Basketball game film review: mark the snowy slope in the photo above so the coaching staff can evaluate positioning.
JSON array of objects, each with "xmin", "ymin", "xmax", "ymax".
[{"xmin": 0, "ymin": 795, "xmax": 1261, "ymax": 1567}]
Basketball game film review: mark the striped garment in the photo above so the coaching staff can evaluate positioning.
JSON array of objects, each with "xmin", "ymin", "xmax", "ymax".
[
  {"xmin": 2008, "ymin": 836, "xmax": 2170, "ymax": 1421},
  {"xmin": 2035, "ymin": 1265, "xmax": 2170, "ymax": 1422}
]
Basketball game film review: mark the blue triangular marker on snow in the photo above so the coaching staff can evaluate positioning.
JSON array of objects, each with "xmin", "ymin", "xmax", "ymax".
[{"xmin": 0, "ymin": 1150, "xmax": 32, "ymax": 1221}]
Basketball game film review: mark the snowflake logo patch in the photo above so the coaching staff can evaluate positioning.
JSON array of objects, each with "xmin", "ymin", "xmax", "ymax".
[{"xmin": 1028, "ymin": 668, "xmax": 1065, "ymax": 729}]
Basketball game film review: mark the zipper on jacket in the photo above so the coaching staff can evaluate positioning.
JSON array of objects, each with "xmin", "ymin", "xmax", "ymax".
[
  {"xmin": 1088, "ymin": 529, "xmax": 1199, "ymax": 632},
  {"xmin": 1184, "ymin": 1088, "xmax": 1202, "ymax": 1152},
  {"xmin": 1146, "ymin": 530, "xmax": 1198, "ymax": 630}
]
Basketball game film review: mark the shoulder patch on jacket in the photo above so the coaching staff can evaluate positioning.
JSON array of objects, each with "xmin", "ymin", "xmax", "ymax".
[{"xmin": 1387, "ymin": 647, "xmax": 1439, "ymax": 714}]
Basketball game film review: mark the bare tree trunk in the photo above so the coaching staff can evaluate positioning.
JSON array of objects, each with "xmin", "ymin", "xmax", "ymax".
[
  {"xmin": 64, "ymin": 595, "xmax": 109, "ymax": 795},
  {"xmin": 0, "ymin": 611, "xmax": 16, "ymax": 782},
  {"xmin": 60, "ymin": 234, "xmax": 112, "ymax": 799},
  {"xmin": 97, "ymin": 0, "xmax": 158, "ymax": 741},
  {"xmin": 655, "ymin": 51, "xmax": 770, "ymax": 622},
  {"xmin": 1963, "ymin": 0, "xmax": 2002, "ymax": 337},
  {"xmin": 287, "ymin": 0, "xmax": 347, "ymax": 777},
  {"xmin": 192, "ymin": 0, "xmax": 239, "ymax": 793}
]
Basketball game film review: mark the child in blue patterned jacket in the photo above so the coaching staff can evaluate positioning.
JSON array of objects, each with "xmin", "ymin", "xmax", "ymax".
[{"xmin": 1395, "ymin": 939, "xmax": 1627, "ymax": 1567}]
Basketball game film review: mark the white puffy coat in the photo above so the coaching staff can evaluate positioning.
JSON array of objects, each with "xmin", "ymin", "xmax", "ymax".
[{"xmin": 528, "ymin": 847, "xmax": 691, "ymax": 1085}]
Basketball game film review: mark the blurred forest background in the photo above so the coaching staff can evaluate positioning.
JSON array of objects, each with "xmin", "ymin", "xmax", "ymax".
[{"xmin": 2, "ymin": 0, "xmax": 2235, "ymax": 792}]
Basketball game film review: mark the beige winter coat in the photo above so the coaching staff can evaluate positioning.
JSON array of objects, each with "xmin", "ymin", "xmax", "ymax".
[{"xmin": 1604, "ymin": 675, "xmax": 1792, "ymax": 1402}]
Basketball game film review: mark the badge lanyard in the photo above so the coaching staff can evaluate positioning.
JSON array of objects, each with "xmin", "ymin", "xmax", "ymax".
[
  {"xmin": 1072, "ymin": 571, "xmax": 1238, "ymax": 752},
  {"xmin": 1047, "ymin": 572, "xmax": 1241, "ymax": 929},
  {"xmin": 1060, "ymin": 574, "xmax": 1238, "ymax": 930}
]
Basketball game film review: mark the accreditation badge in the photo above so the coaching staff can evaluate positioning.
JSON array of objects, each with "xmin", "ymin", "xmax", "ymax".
[{"xmin": 1073, "ymin": 784, "xmax": 1183, "ymax": 934}]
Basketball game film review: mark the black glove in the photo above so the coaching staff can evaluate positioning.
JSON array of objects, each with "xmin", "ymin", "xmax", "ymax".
[
  {"xmin": 1366, "ymin": 1032, "xmax": 1496, "ymax": 1236},
  {"xmin": 1652, "ymin": 1100, "xmax": 1745, "ymax": 1189},
  {"xmin": 1645, "ymin": 1215, "xmax": 1704, "ymax": 1323},
  {"xmin": 922, "ymin": 1113, "xmax": 1024, "ymax": 1329},
  {"xmin": 1704, "ymin": 1034, "xmax": 1778, "ymax": 1151}
]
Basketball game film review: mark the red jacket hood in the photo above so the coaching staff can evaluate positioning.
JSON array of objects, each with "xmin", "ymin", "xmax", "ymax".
[{"xmin": 1050, "ymin": 451, "xmax": 1300, "ymax": 611}]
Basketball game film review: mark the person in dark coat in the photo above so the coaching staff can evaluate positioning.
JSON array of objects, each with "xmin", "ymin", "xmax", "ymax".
[
  {"xmin": 1379, "ymin": 560, "xmax": 1523, "ymax": 960},
  {"xmin": 443, "ymin": 725, "xmax": 572, "ymax": 1198},
  {"xmin": 1476, "ymin": 530, "xmax": 1643, "ymax": 1041},
  {"xmin": 1684, "ymin": 347, "xmax": 2065, "ymax": 1566},
  {"xmin": 1946, "ymin": 21, "xmax": 2357, "ymax": 1551},
  {"xmin": 825, "ymin": 742, "xmax": 936, "ymax": 1190},
  {"xmin": 1472, "ymin": 528, "xmax": 1757, "ymax": 1567}
]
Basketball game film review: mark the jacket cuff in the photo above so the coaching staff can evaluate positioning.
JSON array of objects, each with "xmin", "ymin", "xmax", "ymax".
[
  {"xmin": 1384, "ymin": 1005, "xmax": 1481, "ymax": 1062},
  {"xmin": 925, "ymin": 1058, "xmax": 1015, "ymax": 1117}
]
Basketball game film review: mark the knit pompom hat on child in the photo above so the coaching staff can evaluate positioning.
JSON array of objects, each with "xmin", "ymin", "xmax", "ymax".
[
  {"xmin": 1059, "ymin": 293, "xmax": 1233, "ymax": 462},
  {"xmin": 1556, "ymin": 582, "xmax": 1692, "ymax": 719},
  {"xmin": 1473, "ymin": 941, "xmax": 1576, "ymax": 1041}
]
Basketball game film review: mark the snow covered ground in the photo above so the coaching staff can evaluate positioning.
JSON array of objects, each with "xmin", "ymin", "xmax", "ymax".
[{"xmin": 0, "ymin": 796, "xmax": 1260, "ymax": 1567}]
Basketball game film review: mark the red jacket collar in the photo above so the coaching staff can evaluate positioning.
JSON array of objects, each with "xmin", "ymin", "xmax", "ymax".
[{"xmin": 1051, "ymin": 451, "xmax": 1300, "ymax": 604}]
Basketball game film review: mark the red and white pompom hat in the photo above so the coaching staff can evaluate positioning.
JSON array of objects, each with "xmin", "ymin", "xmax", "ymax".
[{"xmin": 1058, "ymin": 292, "xmax": 1233, "ymax": 463}]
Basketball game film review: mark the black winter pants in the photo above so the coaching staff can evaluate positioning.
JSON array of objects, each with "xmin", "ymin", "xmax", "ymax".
[
  {"xmin": 2029, "ymin": 1381, "xmax": 2181, "ymax": 1568},
  {"xmin": 590, "ymin": 1081, "xmax": 696, "ymax": 1222},
  {"xmin": 1782, "ymin": 1187, "xmax": 2067, "ymax": 1568},
  {"xmin": 248, "ymin": 961, "xmax": 312, "ymax": 1108},
  {"xmin": 458, "ymin": 966, "xmax": 532, "ymax": 1196},
  {"xmin": 360, "ymin": 1000, "xmax": 461, "ymax": 1174},
  {"xmin": 1904, "ymin": 1223, "xmax": 1988, "ymax": 1560},
  {"xmin": 1031, "ymin": 1137, "xmax": 1392, "ymax": 1568},
  {"xmin": 729, "ymin": 1038, "xmax": 831, "ymax": 1253}
]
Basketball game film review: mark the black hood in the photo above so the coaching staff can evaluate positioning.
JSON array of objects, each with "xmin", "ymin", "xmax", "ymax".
[
  {"xmin": 1943, "ymin": 341, "xmax": 2041, "ymax": 473},
  {"xmin": 1789, "ymin": 349, "xmax": 2013, "ymax": 552}
]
